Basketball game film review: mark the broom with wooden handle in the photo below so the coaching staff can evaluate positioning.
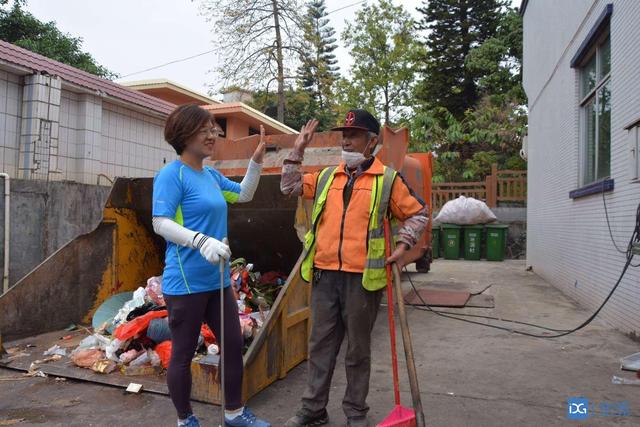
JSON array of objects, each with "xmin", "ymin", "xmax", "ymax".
[
  {"xmin": 391, "ymin": 261, "xmax": 425, "ymax": 427},
  {"xmin": 377, "ymin": 219, "xmax": 425, "ymax": 427}
]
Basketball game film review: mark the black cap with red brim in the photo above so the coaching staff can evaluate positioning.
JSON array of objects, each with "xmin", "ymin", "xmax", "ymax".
[{"xmin": 332, "ymin": 109, "xmax": 380, "ymax": 135}]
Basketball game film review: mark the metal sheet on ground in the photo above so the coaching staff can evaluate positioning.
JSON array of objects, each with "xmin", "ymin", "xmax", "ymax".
[
  {"xmin": 407, "ymin": 279, "xmax": 490, "ymax": 295},
  {"xmin": 402, "ymin": 278, "xmax": 495, "ymax": 308},
  {"xmin": 0, "ymin": 329, "xmax": 170, "ymax": 398}
]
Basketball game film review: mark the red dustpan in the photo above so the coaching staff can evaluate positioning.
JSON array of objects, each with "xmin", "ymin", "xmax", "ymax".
[
  {"xmin": 377, "ymin": 406, "xmax": 416, "ymax": 427},
  {"xmin": 377, "ymin": 221, "xmax": 416, "ymax": 427}
]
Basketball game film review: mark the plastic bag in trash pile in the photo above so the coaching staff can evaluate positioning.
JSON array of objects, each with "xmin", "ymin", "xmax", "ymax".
[
  {"xmin": 155, "ymin": 341, "xmax": 172, "ymax": 369},
  {"xmin": 112, "ymin": 287, "xmax": 148, "ymax": 327},
  {"xmin": 434, "ymin": 196, "xmax": 497, "ymax": 225},
  {"xmin": 113, "ymin": 309, "xmax": 168, "ymax": 341},
  {"xmin": 71, "ymin": 348, "xmax": 105, "ymax": 368},
  {"xmin": 146, "ymin": 276, "xmax": 165, "ymax": 306}
]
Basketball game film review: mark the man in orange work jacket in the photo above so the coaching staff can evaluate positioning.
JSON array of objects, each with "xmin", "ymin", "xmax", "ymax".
[{"xmin": 281, "ymin": 109, "xmax": 429, "ymax": 427}]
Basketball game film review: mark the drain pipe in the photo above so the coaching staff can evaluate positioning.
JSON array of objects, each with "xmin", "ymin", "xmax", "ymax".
[{"xmin": 0, "ymin": 173, "xmax": 9, "ymax": 294}]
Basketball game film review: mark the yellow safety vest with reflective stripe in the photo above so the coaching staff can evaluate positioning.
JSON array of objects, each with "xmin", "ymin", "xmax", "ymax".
[{"xmin": 300, "ymin": 165, "xmax": 399, "ymax": 291}]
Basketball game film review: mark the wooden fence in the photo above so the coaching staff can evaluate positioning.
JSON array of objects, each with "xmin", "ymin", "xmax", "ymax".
[{"xmin": 432, "ymin": 164, "xmax": 526, "ymax": 210}]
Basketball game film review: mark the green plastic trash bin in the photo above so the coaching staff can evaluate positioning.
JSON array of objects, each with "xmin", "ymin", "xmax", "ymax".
[
  {"xmin": 442, "ymin": 224, "xmax": 461, "ymax": 259},
  {"xmin": 463, "ymin": 225, "xmax": 483, "ymax": 261},
  {"xmin": 431, "ymin": 225, "xmax": 440, "ymax": 259},
  {"xmin": 486, "ymin": 224, "xmax": 509, "ymax": 261}
]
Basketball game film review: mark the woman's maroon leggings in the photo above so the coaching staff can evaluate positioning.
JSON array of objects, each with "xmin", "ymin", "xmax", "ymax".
[{"xmin": 164, "ymin": 286, "xmax": 243, "ymax": 418}]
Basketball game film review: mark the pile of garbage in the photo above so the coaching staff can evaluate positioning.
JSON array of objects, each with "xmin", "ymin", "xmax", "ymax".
[
  {"xmin": 230, "ymin": 258, "xmax": 287, "ymax": 352},
  {"xmin": 63, "ymin": 260, "xmax": 287, "ymax": 376}
]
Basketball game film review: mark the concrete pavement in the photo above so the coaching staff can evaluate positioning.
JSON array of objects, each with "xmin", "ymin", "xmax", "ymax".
[{"xmin": 1, "ymin": 260, "xmax": 639, "ymax": 426}]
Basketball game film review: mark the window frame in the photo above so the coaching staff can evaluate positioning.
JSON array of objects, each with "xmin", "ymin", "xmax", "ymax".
[
  {"xmin": 635, "ymin": 126, "xmax": 640, "ymax": 181},
  {"xmin": 578, "ymin": 31, "xmax": 611, "ymax": 186},
  {"xmin": 626, "ymin": 120, "xmax": 640, "ymax": 182}
]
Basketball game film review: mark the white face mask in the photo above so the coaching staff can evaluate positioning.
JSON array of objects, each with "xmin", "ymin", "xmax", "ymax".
[
  {"xmin": 341, "ymin": 137, "xmax": 379, "ymax": 168},
  {"xmin": 341, "ymin": 150, "xmax": 367, "ymax": 168}
]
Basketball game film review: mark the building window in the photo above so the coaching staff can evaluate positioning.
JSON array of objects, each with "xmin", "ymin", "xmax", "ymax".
[
  {"xmin": 580, "ymin": 33, "xmax": 611, "ymax": 185},
  {"xmin": 628, "ymin": 122, "xmax": 640, "ymax": 180},
  {"xmin": 634, "ymin": 126, "xmax": 640, "ymax": 179}
]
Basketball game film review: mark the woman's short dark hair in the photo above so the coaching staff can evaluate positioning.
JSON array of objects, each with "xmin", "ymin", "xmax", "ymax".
[{"xmin": 164, "ymin": 104, "xmax": 214, "ymax": 155}]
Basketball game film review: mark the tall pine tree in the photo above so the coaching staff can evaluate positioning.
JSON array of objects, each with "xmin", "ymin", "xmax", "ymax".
[
  {"xmin": 416, "ymin": 0, "xmax": 506, "ymax": 118},
  {"xmin": 297, "ymin": 0, "xmax": 339, "ymax": 129},
  {"xmin": 465, "ymin": 7, "xmax": 526, "ymax": 105}
]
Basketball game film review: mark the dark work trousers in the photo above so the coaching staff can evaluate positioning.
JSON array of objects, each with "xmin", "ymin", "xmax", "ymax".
[
  {"xmin": 300, "ymin": 269, "xmax": 383, "ymax": 419},
  {"xmin": 164, "ymin": 286, "xmax": 243, "ymax": 419}
]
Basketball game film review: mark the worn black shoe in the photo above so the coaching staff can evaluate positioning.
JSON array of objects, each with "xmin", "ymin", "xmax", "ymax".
[
  {"xmin": 283, "ymin": 409, "xmax": 329, "ymax": 427},
  {"xmin": 346, "ymin": 417, "xmax": 369, "ymax": 427}
]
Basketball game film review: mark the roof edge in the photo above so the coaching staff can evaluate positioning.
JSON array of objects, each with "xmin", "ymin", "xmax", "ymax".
[
  {"xmin": 120, "ymin": 78, "xmax": 221, "ymax": 105},
  {"xmin": 204, "ymin": 102, "xmax": 298, "ymax": 134},
  {"xmin": 0, "ymin": 40, "xmax": 175, "ymax": 115}
]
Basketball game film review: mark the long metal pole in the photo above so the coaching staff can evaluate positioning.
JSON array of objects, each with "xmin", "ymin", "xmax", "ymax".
[
  {"xmin": 219, "ymin": 258, "xmax": 226, "ymax": 427},
  {"xmin": 0, "ymin": 173, "xmax": 10, "ymax": 295}
]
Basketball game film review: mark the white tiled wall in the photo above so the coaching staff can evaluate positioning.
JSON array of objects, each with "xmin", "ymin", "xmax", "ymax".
[
  {"xmin": 524, "ymin": 0, "xmax": 640, "ymax": 334},
  {"xmin": 101, "ymin": 103, "xmax": 175, "ymax": 182},
  {"xmin": 0, "ymin": 67, "xmax": 174, "ymax": 184},
  {"xmin": 56, "ymin": 95, "xmax": 174, "ymax": 184},
  {"xmin": 0, "ymin": 69, "xmax": 23, "ymax": 176},
  {"xmin": 19, "ymin": 74, "xmax": 62, "ymax": 180},
  {"xmin": 58, "ymin": 91, "xmax": 80, "ymax": 182}
]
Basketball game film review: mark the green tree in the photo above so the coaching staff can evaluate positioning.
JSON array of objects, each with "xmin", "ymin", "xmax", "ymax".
[
  {"xmin": 0, "ymin": 1, "xmax": 117, "ymax": 79},
  {"xmin": 333, "ymin": 76, "xmax": 375, "ymax": 127},
  {"xmin": 416, "ymin": 0, "xmax": 506, "ymax": 118},
  {"xmin": 201, "ymin": 0, "xmax": 303, "ymax": 123},
  {"xmin": 341, "ymin": 0, "xmax": 419, "ymax": 125},
  {"xmin": 465, "ymin": 7, "xmax": 526, "ymax": 104},
  {"xmin": 250, "ymin": 87, "xmax": 314, "ymax": 131},
  {"xmin": 411, "ymin": 96, "xmax": 526, "ymax": 182},
  {"xmin": 297, "ymin": 0, "xmax": 339, "ymax": 129}
]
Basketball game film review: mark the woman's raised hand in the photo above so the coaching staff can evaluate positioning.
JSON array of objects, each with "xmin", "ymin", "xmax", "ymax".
[{"xmin": 252, "ymin": 125, "xmax": 267, "ymax": 164}]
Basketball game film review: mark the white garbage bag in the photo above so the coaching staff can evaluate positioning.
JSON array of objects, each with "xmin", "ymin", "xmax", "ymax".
[
  {"xmin": 434, "ymin": 196, "xmax": 497, "ymax": 225},
  {"xmin": 112, "ymin": 287, "xmax": 147, "ymax": 327}
]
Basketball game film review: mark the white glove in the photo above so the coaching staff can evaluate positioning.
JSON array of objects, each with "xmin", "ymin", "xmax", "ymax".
[{"xmin": 195, "ymin": 234, "xmax": 231, "ymax": 265}]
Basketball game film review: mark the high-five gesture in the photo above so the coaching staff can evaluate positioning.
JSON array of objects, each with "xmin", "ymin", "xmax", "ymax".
[
  {"xmin": 252, "ymin": 124, "xmax": 267, "ymax": 164},
  {"xmin": 293, "ymin": 119, "xmax": 320, "ymax": 155}
]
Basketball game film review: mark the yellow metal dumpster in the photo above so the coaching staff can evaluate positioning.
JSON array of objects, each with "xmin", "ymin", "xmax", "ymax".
[{"xmin": 0, "ymin": 127, "xmax": 433, "ymax": 404}]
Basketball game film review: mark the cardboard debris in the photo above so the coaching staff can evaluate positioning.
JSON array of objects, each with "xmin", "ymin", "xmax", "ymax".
[
  {"xmin": 91, "ymin": 359, "xmax": 117, "ymax": 374},
  {"xmin": 126, "ymin": 382, "xmax": 143, "ymax": 393},
  {"xmin": 25, "ymin": 370, "xmax": 46, "ymax": 378}
]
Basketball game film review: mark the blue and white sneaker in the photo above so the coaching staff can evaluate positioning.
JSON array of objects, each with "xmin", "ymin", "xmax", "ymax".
[
  {"xmin": 225, "ymin": 407, "xmax": 271, "ymax": 427},
  {"xmin": 177, "ymin": 414, "xmax": 200, "ymax": 427}
]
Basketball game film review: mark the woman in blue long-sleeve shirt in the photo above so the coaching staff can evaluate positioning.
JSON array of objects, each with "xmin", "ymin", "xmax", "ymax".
[{"xmin": 152, "ymin": 104, "xmax": 270, "ymax": 427}]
